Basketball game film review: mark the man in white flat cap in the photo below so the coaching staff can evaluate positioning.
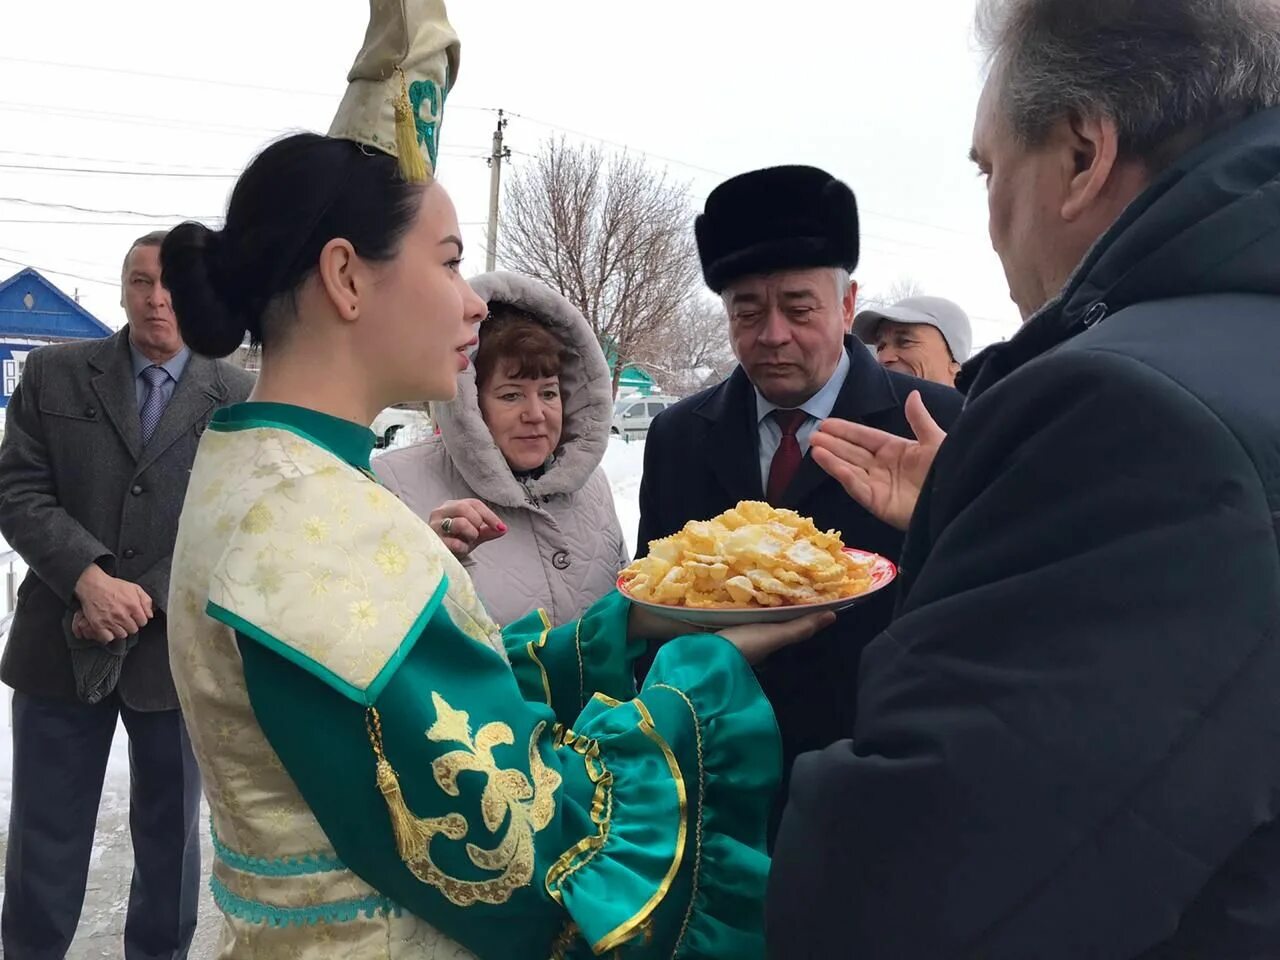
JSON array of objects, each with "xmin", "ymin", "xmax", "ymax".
[{"xmin": 854, "ymin": 295, "xmax": 972, "ymax": 387}]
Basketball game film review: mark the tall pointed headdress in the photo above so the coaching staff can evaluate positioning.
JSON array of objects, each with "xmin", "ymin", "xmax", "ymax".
[{"xmin": 328, "ymin": 0, "xmax": 461, "ymax": 182}]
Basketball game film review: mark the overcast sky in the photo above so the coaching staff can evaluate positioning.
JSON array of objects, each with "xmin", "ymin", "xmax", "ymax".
[{"xmin": 0, "ymin": 0, "xmax": 1018, "ymax": 349}]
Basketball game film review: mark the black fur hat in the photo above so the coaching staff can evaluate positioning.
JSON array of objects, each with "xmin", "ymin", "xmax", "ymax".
[{"xmin": 695, "ymin": 165, "xmax": 860, "ymax": 293}]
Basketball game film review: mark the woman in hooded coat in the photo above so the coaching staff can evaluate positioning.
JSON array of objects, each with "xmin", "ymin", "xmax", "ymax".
[{"xmin": 375, "ymin": 271, "xmax": 630, "ymax": 626}]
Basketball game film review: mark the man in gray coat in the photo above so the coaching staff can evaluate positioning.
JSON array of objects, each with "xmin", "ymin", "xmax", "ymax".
[{"xmin": 0, "ymin": 231, "xmax": 254, "ymax": 959}]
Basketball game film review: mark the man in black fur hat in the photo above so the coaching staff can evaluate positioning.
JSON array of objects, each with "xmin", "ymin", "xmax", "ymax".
[{"xmin": 636, "ymin": 165, "xmax": 962, "ymax": 836}]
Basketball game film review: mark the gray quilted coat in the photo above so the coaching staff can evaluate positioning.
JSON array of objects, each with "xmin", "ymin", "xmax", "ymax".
[{"xmin": 374, "ymin": 272, "xmax": 630, "ymax": 627}]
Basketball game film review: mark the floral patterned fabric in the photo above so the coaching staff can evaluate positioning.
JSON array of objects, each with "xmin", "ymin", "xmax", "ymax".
[{"xmin": 169, "ymin": 407, "xmax": 491, "ymax": 958}]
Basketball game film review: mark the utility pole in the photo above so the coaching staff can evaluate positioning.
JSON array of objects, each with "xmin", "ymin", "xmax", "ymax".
[{"xmin": 485, "ymin": 109, "xmax": 510, "ymax": 272}]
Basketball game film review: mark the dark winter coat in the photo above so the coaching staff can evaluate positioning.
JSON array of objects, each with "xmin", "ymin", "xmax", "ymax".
[
  {"xmin": 769, "ymin": 106, "xmax": 1280, "ymax": 960},
  {"xmin": 638, "ymin": 337, "xmax": 961, "ymax": 814}
]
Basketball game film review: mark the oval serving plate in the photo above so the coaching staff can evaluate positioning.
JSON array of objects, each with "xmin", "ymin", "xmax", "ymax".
[{"xmin": 618, "ymin": 549, "xmax": 898, "ymax": 627}]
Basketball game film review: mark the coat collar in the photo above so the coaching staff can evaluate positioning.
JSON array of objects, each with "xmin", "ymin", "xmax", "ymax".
[{"xmin": 89, "ymin": 329, "xmax": 227, "ymax": 466}]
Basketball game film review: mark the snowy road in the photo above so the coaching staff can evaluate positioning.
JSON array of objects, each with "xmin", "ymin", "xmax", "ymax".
[{"xmin": 0, "ymin": 436, "xmax": 648, "ymax": 957}]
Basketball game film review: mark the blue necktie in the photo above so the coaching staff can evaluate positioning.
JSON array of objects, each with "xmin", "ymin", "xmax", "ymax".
[{"xmin": 138, "ymin": 365, "xmax": 170, "ymax": 445}]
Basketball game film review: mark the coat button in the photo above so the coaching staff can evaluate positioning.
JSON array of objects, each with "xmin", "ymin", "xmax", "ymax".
[
  {"xmin": 84, "ymin": 406, "xmax": 96, "ymax": 418},
  {"xmin": 131, "ymin": 484, "xmax": 143, "ymax": 496},
  {"xmin": 123, "ymin": 548, "xmax": 137, "ymax": 560},
  {"xmin": 552, "ymin": 551, "xmax": 570, "ymax": 571}
]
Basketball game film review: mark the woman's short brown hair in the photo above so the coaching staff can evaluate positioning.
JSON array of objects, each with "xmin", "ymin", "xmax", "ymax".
[{"xmin": 473, "ymin": 304, "xmax": 570, "ymax": 388}]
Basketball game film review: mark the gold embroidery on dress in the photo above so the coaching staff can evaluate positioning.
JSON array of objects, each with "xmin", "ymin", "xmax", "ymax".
[
  {"xmin": 241, "ymin": 501, "xmax": 275, "ymax": 534},
  {"xmin": 373, "ymin": 539, "xmax": 410, "ymax": 577},
  {"xmin": 365, "ymin": 695, "xmax": 561, "ymax": 907},
  {"xmin": 302, "ymin": 517, "xmax": 328, "ymax": 545}
]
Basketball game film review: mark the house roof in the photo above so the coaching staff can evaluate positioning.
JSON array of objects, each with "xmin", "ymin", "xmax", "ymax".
[
  {"xmin": 0, "ymin": 267, "xmax": 114, "ymax": 340},
  {"xmin": 618, "ymin": 364, "xmax": 655, "ymax": 385}
]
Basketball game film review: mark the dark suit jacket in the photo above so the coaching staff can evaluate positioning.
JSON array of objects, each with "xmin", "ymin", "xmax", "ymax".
[
  {"xmin": 0, "ymin": 329, "xmax": 254, "ymax": 710},
  {"xmin": 637, "ymin": 337, "xmax": 962, "ymax": 778}
]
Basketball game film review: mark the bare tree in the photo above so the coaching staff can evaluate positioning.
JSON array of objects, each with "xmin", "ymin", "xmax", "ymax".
[
  {"xmin": 633, "ymin": 296, "xmax": 737, "ymax": 397},
  {"xmin": 499, "ymin": 138, "xmax": 701, "ymax": 395},
  {"xmin": 858, "ymin": 275, "xmax": 927, "ymax": 311}
]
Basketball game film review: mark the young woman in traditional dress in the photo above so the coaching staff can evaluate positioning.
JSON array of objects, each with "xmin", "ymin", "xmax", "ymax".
[{"xmin": 160, "ymin": 91, "xmax": 831, "ymax": 960}]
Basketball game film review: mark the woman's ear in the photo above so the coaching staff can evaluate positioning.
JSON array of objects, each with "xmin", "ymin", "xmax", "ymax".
[{"xmin": 317, "ymin": 237, "xmax": 362, "ymax": 322}]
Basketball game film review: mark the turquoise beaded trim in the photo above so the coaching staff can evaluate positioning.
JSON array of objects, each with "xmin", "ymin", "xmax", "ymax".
[
  {"xmin": 210, "ymin": 824, "xmax": 345, "ymax": 877},
  {"xmin": 209, "ymin": 875, "xmax": 400, "ymax": 928}
]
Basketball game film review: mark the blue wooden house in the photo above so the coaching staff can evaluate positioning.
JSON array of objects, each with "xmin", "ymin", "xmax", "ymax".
[{"xmin": 0, "ymin": 268, "xmax": 113, "ymax": 408}]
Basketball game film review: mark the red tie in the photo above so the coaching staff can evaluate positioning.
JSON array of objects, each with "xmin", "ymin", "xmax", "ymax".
[{"xmin": 766, "ymin": 409, "xmax": 807, "ymax": 502}]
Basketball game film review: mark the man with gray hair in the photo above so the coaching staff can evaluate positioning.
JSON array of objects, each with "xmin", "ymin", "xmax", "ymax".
[
  {"xmin": 769, "ymin": 1, "xmax": 1280, "ymax": 956},
  {"xmin": 637, "ymin": 165, "xmax": 961, "ymax": 840},
  {"xmin": 0, "ymin": 232, "xmax": 254, "ymax": 957}
]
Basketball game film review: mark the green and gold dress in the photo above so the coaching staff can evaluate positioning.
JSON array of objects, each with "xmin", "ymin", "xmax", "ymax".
[{"xmin": 167, "ymin": 402, "xmax": 779, "ymax": 959}]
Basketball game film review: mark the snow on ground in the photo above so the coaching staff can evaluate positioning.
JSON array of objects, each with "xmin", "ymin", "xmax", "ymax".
[
  {"xmin": 0, "ymin": 438, "xmax": 650, "ymax": 956},
  {"xmin": 601, "ymin": 434, "xmax": 647, "ymax": 557}
]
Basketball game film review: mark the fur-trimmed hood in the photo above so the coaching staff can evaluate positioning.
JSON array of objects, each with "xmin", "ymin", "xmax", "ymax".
[{"xmin": 431, "ymin": 271, "xmax": 614, "ymax": 509}]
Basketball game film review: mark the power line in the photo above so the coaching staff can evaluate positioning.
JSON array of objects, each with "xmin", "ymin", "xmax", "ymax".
[
  {"xmin": 862, "ymin": 229, "xmax": 976, "ymax": 256},
  {"xmin": 0, "ymin": 218, "xmax": 180, "ymax": 226},
  {"xmin": 0, "ymin": 256, "xmax": 116, "ymax": 285},
  {"xmin": 0, "ymin": 100, "xmax": 280, "ymax": 138},
  {"xmin": 505, "ymin": 111, "xmax": 990, "ymax": 244},
  {"xmin": 0, "ymin": 54, "xmax": 340, "ymax": 99},
  {"xmin": 0, "ymin": 145, "xmax": 495, "ymax": 178},
  {"xmin": 1, "ymin": 58, "xmax": 987, "ymax": 247},
  {"xmin": 0, "ymin": 245, "xmax": 119, "ymax": 272},
  {"xmin": 506, "ymin": 111, "xmax": 729, "ymax": 179},
  {"xmin": 0, "ymin": 55, "xmax": 499, "ymax": 114},
  {"xmin": 0, "ymin": 198, "xmax": 212, "ymax": 219},
  {"xmin": 2, "ymin": 216, "xmax": 491, "ymax": 229},
  {"xmin": 0, "ymin": 149, "xmax": 234, "ymax": 172},
  {"xmin": 0, "ymin": 162, "xmax": 238, "ymax": 180},
  {"xmin": 0, "ymin": 147, "xmax": 495, "ymax": 176},
  {"xmin": 862, "ymin": 209, "xmax": 993, "ymax": 241}
]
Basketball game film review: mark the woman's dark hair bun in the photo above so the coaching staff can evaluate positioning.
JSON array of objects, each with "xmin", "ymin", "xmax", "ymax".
[
  {"xmin": 162, "ymin": 221, "xmax": 251, "ymax": 359},
  {"xmin": 161, "ymin": 132, "xmax": 425, "ymax": 360}
]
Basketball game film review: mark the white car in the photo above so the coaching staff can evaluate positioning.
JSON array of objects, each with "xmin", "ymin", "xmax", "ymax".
[
  {"xmin": 612, "ymin": 395, "xmax": 678, "ymax": 439},
  {"xmin": 371, "ymin": 406, "xmax": 433, "ymax": 451}
]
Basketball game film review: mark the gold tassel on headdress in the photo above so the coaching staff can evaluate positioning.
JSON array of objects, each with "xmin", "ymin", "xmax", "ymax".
[
  {"xmin": 393, "ymin": 68, "xmax": 429, "ymax": 184},
  {"xmin": 366, "ymin": 707, "xmax": 433, "ymax": 861}
]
